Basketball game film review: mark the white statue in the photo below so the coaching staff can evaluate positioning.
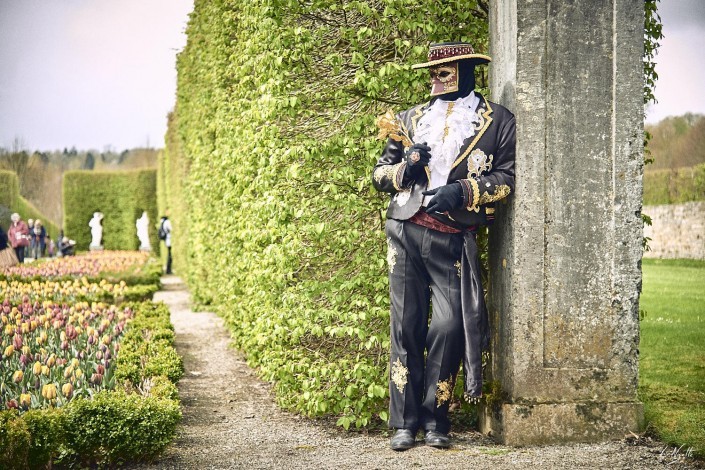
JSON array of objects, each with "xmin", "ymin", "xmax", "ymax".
[
  {"xmin": 136, "ymin": 211, "xmax": 151, "ymax": 251},
  {"xmin": 88, "ymin": 212, "xmax": 104, "ymax": 249}
]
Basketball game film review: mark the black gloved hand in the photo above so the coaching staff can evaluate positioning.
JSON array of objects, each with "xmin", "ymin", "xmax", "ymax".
[
  {"xmin": 404, "ymin": 143, "xmax": 432, "ymax": 179},
  {"xmin": 422, "ymin": 183, "xmax": 464, "ymax": 214}
]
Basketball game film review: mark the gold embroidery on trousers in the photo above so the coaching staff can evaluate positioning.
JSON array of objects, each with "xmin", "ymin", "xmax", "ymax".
[
  {"xmin": 391, "ymin": 358, "xmax": 408, "ymax": 394},
  {"xmin": 386, "ymin": 237, "xmax": 398, "ymax": 273},
  {"xmin": 454, "ymin": 260, "xmax": 461, "ymax": 278},
  {"xmin": 478, "ymin": 184, "xmax": 511, "ymax": 205},
  {"xmin": 436, "ymin": 376, "xmax": 454, "ymax": 407}
]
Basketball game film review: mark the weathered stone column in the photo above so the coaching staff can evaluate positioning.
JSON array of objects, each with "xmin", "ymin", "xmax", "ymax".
[{"xmin": 483, "ymin": 0, "xmax": 645, "ymax": 445}]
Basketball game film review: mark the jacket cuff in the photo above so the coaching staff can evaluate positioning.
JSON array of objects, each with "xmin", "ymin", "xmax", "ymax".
[{"xmin": 459, "ymin": 179, "xmax": 480, "ymax": 211}]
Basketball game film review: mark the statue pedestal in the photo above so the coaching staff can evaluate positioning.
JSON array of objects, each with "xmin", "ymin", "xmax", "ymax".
[
  {"xmin": 89, "ymin": 245, "xmax": 104, "ymax": 251},
  {"xmin": 485, "ymin": 0, "xmax": 644, "ymax": 445},
  {"xmin": 139, "ymin": 245, "xmax": 151, "ymax": 252}
]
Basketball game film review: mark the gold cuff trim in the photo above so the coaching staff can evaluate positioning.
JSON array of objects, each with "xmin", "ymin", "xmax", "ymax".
[
  {"xmin": 478, "ymin": 184, "xmax": 511, "ymax": 205},
  {"xmin": 392, "ymin": 162, "xmax": 405, "ymax": 191},
  {"xmin": 467, "ymin": 178, "xmax": 480, "ymax": 212}
]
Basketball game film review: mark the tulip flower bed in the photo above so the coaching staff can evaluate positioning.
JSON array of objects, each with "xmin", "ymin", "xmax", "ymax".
[
  {"xmin": 1, "ymin": 299, "xmax": 134, "ymax": 410},
  {"xmin": 0, "ymin": 255, "xmax": 182, "ymax": 468},
  {"xmin": 0, "ymin": 278, "xmax": 158, "ymax": 304},
  {"xmin": 0, "ymin": 250, "xmax": 159, "ymax": 285}
]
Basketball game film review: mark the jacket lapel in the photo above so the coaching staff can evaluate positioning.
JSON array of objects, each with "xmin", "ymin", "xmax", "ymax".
[{"xmin": 451, "ymin": 95, "xmax": 493, "ymax": 170}]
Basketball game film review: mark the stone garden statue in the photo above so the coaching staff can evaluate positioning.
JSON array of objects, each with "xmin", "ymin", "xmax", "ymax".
[
  {"xmin": 136, "ymin": 211, "xmax": 151, "ymax": 251},
  {"xmin": 88, "ymin": 212, "xmax": 104, "ymax": 249}
]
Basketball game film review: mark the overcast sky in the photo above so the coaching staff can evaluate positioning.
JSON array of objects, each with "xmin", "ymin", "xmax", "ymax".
[
  {"xmin": 0, "ymin": 0, "xmax": 702, "ymax": 151},
  {"xmin": 0, "ymin": 0, "xmax": 193, "ymax": 152},
  {"xmin": 645, "ymin": 0, "xmax": 705, "ymax": 123}
]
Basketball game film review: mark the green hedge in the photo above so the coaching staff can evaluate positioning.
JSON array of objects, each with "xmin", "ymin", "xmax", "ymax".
[
  {"xmin": 644, "ymin": 163, "xmax": 705, "ymax": 205},
  {"xmin": 0, "ymin": 302, "xmax": 182, "ymax": 469},
  {"xmin": 0, "ymin": 170, "xmax": 59, "ymax": 238},
  {"xmin": 63, "ymin": 169, "xmax": 159, "ymax": 252},
  {"xmin": 161, "ymin": 0, "xmax": 488, "ymax": 429},
  {"xmin": 0, "ymin": 170, "xmax": 20, "ymax": 230}
]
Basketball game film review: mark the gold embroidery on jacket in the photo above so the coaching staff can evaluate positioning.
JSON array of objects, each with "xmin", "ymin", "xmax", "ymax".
[
  {"xmin": 386, "ymin": 237, "xmax": 398, "ymax": 273},
  {"xmin": 452, "ymin": 98, "xmax": 494, "ymax": 169},
  {"xmin": 467, "ymin": 148, "xmax": 493, "ymax": 178},
  {"xmin": 478, "ymin": 184, "xmax": 511, "ymax": 205},
  {"xmin": 391, "ymin": 358, "xmax": 408, "ymax": 394},
  {"xmin": 436, "ymin": 376, "xmax": 454, "ymax": 407},
  {"xmin": 373, "ymin": 165, "xmax": 396, "ymax": 184},
  {"xmin": 454, "ymin": 260, "xmax": 461, "ymax": 278}
]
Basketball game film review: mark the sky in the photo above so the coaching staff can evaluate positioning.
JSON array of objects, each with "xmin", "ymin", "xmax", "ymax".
[
  {"xmin": 0, "ymin": 0, "xmax": 702, "ymax": 151},
  {"xmin": 645, "ymin": 0, "xmax": 705, "ymax": 123},
  {"xmin": 0, "ymin": 0, "xmax": 193, "ymax": 152}
]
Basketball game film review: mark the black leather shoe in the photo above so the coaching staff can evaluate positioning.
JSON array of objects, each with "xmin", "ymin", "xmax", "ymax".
[
  {"xmin": 390, "ymin": 429, "xmax": 416, "ymax": 451},
  {"xmin": 424, "ymin": 430, "xmax": 451, "ymax": 449}
]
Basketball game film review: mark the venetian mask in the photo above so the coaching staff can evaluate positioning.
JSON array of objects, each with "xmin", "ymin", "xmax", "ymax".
[{"xmin": 429, "ymin": 62, "xmax": 459, "ymax": 96}]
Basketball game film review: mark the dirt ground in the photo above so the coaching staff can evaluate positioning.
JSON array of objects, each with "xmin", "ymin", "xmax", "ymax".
[{"xmin": 127, "ymin": 276, "xmax": 701, "ymax": 470}]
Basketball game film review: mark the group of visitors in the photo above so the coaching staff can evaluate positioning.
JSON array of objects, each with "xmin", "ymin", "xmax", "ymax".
[
  {"xmin": 1, "ymin": 211, "xmax": 172, "ymax": 272},
  {"xmin": 0, "ymin": 213, "xmax": 75, "ymax": 263}
]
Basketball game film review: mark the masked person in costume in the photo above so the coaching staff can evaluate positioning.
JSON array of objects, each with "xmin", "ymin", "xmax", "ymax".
[{"xmin": 372, "ymin": 42, "xmax": 516, "ymax": 451}]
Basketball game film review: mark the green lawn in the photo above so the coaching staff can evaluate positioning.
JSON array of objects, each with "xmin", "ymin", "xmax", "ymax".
[{"xmin": 639, "ymin": 258, "xmax": 705, "ymax": 458}]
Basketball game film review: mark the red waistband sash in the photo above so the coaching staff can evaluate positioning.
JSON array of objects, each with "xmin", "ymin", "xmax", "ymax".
[{"xmin": 408, "ymin": 210, "xmax": 475, "ymax": 233}]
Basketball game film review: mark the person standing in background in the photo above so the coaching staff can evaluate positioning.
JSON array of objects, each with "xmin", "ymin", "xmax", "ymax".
[
  {"xmin": 32, "ymin": 220, "xmax": 47, "ymax": 259},
  {"xmin": 159, "ymin": 213, "xmax": 173, "ymax": 274},
  {"xmin": 26, "ymin": 218, "xmax": 34, "ymax": 259},
  {"xmin": 8, "ymin": 213, "xmax": 29, "ymax": 263}
]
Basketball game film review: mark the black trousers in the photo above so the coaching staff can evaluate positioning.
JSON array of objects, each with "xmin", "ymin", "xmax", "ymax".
[
  {"xmin": 385, "ymin": 218, "xmax": 464, "ymax": 434},
  {"xmin": 14, "ymin": 247, "xmax": 25, "ymax": 264}
]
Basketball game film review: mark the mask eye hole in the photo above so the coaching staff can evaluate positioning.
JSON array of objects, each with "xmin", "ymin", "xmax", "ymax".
[{"xmin": 438, "ymin": 71, "xmax": 451, "ymax": 79}]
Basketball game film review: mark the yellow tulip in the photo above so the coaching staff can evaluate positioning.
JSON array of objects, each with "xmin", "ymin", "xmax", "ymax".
[
  {"xmin": 4, "ymin": 345, "xmax": 14, "ymax": 357},
  {"xmin": 41, "ymin": 365, "xmax": 50, "ymax": 376},
  {"xmin": 4, "ymin": 324, "xmax": 14, "ymax": 336},
  {"xmin": 62, "ymin": 383, "xmax": 73, "ymax": 398},
  {"xmin": 42, "ymin": 384, "xmax": 57, "ymax": 400},
  {"xmin": 19, "ymin": 393, "xmax": 31, "ymax": 407},
  {"xmin": 12, "ymin": 370, "xmax": 23, "ymax": 382},
  {"xmin": 47, "ymin": 354, "xmax": 56, "ymax": 367},
  {"xmin": 33, "ymin": 361, "xmax": 42, "ymax": 375}
]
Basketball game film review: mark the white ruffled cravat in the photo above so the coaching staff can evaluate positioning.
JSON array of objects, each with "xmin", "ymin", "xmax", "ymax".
[{"xmin": 414, "ymin": 92, "xmax": 481, "ymax": 206}]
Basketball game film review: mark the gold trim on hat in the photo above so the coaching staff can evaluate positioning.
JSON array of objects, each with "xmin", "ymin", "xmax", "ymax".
[{"xmin": 412, "ymin": 53, "xmax": 492, "ymax": 69}]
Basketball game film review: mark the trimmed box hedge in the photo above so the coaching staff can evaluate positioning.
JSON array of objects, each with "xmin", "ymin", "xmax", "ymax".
[
  {"xmin": 63, "ymin": 169, "xmax": 159, "ymax": 252},
  {"xmin": 0, "ymin": 170, "xmax": 59, "ymax": 238},
  {"xmin": 644, "ymin": 163, "xmax": 705, "ymax": 205}
]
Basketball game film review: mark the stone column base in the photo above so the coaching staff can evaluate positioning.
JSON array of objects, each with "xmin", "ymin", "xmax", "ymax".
[{"xmin": 479, "ymin": 401, "xmax": 644, "ymax": 446}]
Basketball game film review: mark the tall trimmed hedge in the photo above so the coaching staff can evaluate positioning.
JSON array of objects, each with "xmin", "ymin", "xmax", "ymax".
[
  {"xmin": 0, "ymin": 170, "xmax": 59, "ymax": 238},
  {"xmin": 644, "ymin": 163, "xmax": 705, "ymax": 205},
  {"xmin": 161, "ymin": 0, "xmax": 489, "ymax": 428},
  {"xmin": 63, "ymin": 170, "xmax": 159, "ymax": 252}
]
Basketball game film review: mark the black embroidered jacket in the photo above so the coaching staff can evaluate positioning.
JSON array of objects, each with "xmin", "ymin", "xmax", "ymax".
[{"xmin": 372, "ymin": 95, "xmax": 516, "ymax": 228}]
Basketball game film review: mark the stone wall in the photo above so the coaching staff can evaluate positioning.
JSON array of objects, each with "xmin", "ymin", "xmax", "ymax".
[{"xmin": 643, "ymin": 202, "xmax": 705, "ymax": 259}]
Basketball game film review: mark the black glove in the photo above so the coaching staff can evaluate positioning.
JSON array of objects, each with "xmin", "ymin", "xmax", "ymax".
[
  {"xmin": 422, "ymin": 183, "xmax": 464, "ymax": 214},
  {"xmin": 404, "ymin": 143, "xmax": 432, "ymax": 179}
]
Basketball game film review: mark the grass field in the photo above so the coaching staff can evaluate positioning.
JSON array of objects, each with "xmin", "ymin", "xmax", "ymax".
[{"xmin": 639, "ymin": 258, "xmax": 705, "ymax": 458}]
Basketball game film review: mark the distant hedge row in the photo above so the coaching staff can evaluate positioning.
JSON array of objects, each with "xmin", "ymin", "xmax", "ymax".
[
  {"xmin": 63, "ymin": 170, "xmax": 159, "ymax": 252},
  {"xmin": 161, "ymin": 0, "xmax": 488, "ymax": 428},
  {"xmin": 644, "ymin": 163, "xmax": 705, "ymax": 205},
  {"xmin": 0, "ymin": 170, "xmax": 59, "ymax": 239}
]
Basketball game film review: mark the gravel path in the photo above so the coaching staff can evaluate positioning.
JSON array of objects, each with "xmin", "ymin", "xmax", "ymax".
[{"xmin": 129, "ymin": 276, "xmax": 701, "ymax": 470}]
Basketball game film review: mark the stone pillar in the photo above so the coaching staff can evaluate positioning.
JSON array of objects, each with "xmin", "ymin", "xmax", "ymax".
[{"xmin": 483, "ymin": 0, "xmax": 644, "ymax": 445}]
